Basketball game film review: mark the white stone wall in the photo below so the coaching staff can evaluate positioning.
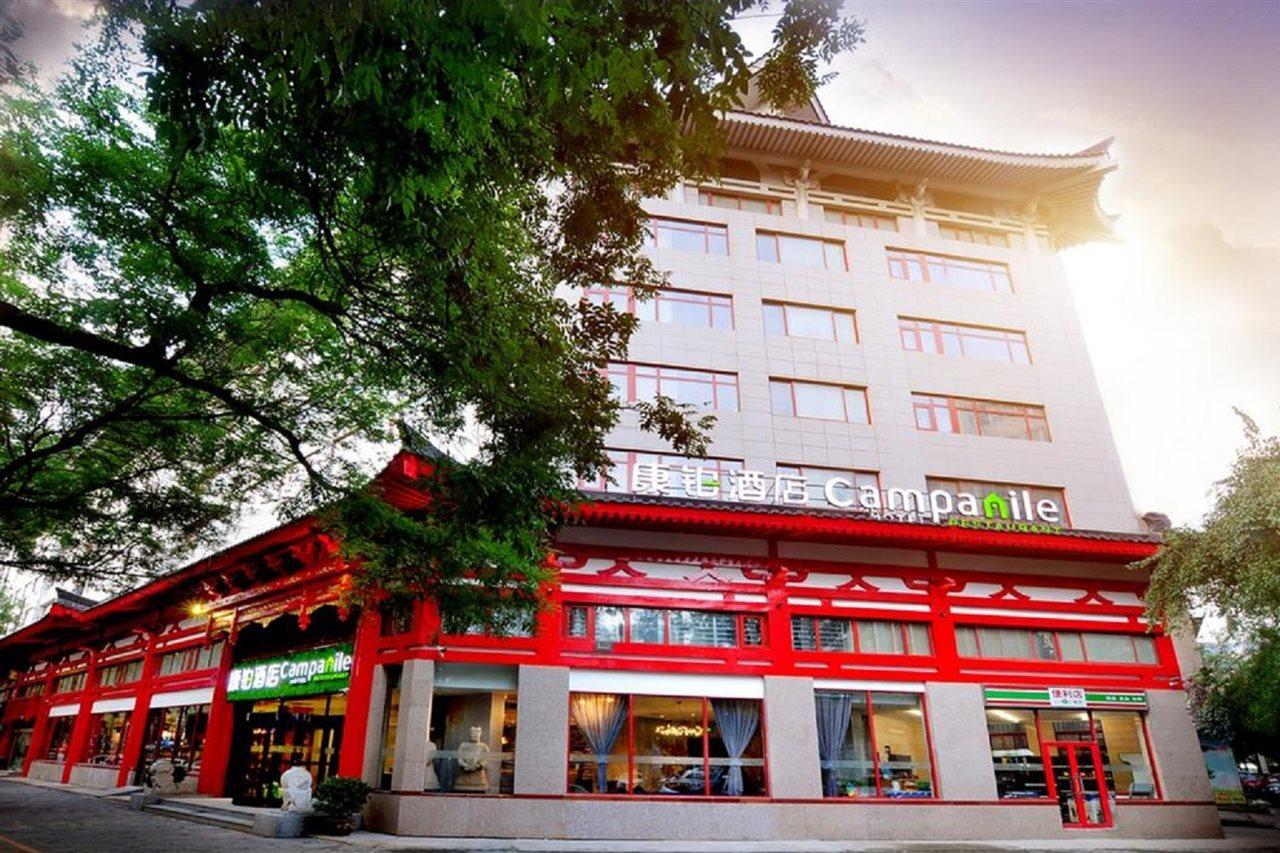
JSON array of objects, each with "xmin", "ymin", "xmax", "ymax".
[{"xmin": 605, "ymin": 186, "xmax": 1140, "ymax": 533}]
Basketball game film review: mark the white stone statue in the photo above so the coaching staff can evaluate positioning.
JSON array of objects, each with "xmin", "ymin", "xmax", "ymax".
[
  {"xmin": 424, "ymin": 734, "xmax": 440, "ymax": 791},
  {"xmin": 280, "ymin": 765, "xmax": 314, "ymax": 813},
  {"xmin": 147, "ymin": 758, "xmax": 179, "ymax": 794},
  {"xmin": 453, "ymin": 725, "xmax": 490, "ymax": 792}
]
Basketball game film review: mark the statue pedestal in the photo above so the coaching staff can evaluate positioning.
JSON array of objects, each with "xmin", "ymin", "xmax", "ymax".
[{"xmin": 252, "ymin": 812, "xmax": 305, "ymax": 838}]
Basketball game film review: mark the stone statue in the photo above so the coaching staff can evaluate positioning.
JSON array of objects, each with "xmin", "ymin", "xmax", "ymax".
[
  {"xmin": 280, "ymin": 765, "xmax": 314, "ymax": 813},
  {"xmin": 423, "ymin": 735, "xmax": 440, "ymax": 791},
  {"xmin": 453, "ymin": 725, "xmax": 490, "ymax": 792},
  {"xmin": 146, "ymin": 758, "xmax": 179, "ymax": 794}
]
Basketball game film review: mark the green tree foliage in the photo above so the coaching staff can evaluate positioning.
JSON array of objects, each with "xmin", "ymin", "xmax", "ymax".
[
  {"xmin": 0, "ymin": 1, "xmax": 862, "ymax": 628},
  {"xmin": 1140, "ymin": 413, "xmax": 1280, "ymax": 636},
  {"xmin": 1189, "ymin": 630, "xmax": 1280, "ymax": 761}
]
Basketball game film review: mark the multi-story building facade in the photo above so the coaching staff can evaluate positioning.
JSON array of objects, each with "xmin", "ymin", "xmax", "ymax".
[{"xmin": 0, "ymin": 97, "xmax": 1217, "ymax": 841}]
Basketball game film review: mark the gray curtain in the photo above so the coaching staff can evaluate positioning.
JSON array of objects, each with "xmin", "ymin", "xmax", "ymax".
[
  {"xmin": 710, "ymin": 698, "xmax": 760, "ymax": 797},
  {"xmin": 815, "ymin": 692, "xmax": 855, "ymax": 797},
  {"xmin": 571, "ymin": 693, "xmax": 628, "ymax": 792}
]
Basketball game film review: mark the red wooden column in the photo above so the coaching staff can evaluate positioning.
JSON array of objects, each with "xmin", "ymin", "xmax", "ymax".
[
  {"xmin": 116, "ymin": 635, "xmax": 158, "ymax": 787},
  {"xmin": 21, "ymin": 688, "xmax": 52, "ymax": 777},
  {"xmin": 925, "ymin": 552, "xmax": 962, "ymax": 680},
  {"xmin": 60, "ymin": 653, "xmax": 98, "ymax": 783},
  {"xmin": 336, "ymin": 607, "xmax": 380, "ymax": 777},
  {"xmin": 195, "ymin": 638, "xmax": 235, "ymax": 795}
]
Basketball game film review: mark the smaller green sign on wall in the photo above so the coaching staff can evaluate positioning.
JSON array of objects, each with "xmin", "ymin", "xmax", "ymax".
[
  {"xmin": 983, "ymin": 687, "xmax": 1147, "ymax": 709},
  {"xmin": 226, "ymin": 643, "xmax": 354, "ymax": 701}
]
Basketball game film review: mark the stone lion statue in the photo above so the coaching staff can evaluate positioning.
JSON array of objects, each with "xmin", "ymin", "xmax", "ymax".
[
  {"xmin": 280, "ymin": 765, "xmax": 314, "ymax": 814},
  {"xmin": 146, "ymin": 758, "xmax": 179, "ymax": 795}
]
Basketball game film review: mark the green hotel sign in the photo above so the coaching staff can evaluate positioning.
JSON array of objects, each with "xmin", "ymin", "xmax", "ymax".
[
  {"xmin": 984, "ymin": 687, "xmax": 1147, "ymax": 709},
  {"xmin": 226, "ymin": 643, "xmax": 354, "ymax": 701}
]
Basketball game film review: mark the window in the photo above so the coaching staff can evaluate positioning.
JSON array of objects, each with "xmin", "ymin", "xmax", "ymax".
[
  {"xmin": 926, "ymin": 477, "xmax": 1068, "ymax": 527},
  {"xmin": 582, "ymin": 449, "xmax": 743, "ymax": 500},
  {"xmin": 886, "ymin": 248, "xmax": 1012, "ymax": 293},
  {"xmin": 814, "ymin": 691, "xmax": 934, "ymax": 798},
  {"xmin": 938, "ymin": 223, "xmax": 1011, "ymax": 247},
  {"xmin": 912, "ymin": 394, "xmax": 1049, "ymax": 441},
  {"xmin": 16, "ymin": 681, "xmax": 44, "ymax": 698},
  {"xmin": 97, "ymin": 659, "xmax": 143, "ymax": 688},
  {"xmin": 644, "ymin": 217, "xmax": 729, "ymax": 255},
  {"xmin": 756, "ymin": 231, "xmax": 847, "ymax": 270},
  {"xmin": 698, "ymin": 189, "xmax": 780, "ymax": 215},
  {"xmin": 956, "ymin": 626, "xmax": 1158, "ymax": 665},
  {"xmin": 429, "ymin": 669, "xmax": 517, "ymax": 794},
  {"xmin": 568, "ymin": 693, "xmax": 766, "ymax": 796},
  {"xmin": 1093, "ymin": 711, "xmax": 1158, "ymax": 798},
  {"xmin": 899, "ymin": 317, "xmax": 1030, "ymax": 364},
  {"xmin": 565, "ymin": 604, "xmax": 764, "ymax": 650},
  {"xmin": 823, "ymin": 207, "xmax": 898, "ymax": 231},
  {"xmin": 763, "ymin": 302, "xmax": 857, "ymax": 343},
  {"xmin": 156, "ymin": 641, "xmax": 225, "ymax": 677},
  {"xmin": 585, "ymin": 285, "xmax": 733, "ymax": 330},
  {"xmin": 776, "ymin": 465, "xmax": 879, "ymax": 509},
  {"xmin": 87, "ymin": 711, "xmax": 131, "ymax": 765},
  {"xmin": 791, "ymin": 616, "xmax": 931, "ymax": 655},
  {"xmin": 771, "ymin": 379, "xmax": 870, "ymax": 423},
  {"xmin": 44, "ymin": 716, "xmax": 76, "ymax": 761},
  {"xmin": 137, "ymin": 704, "xmax": 210, "ymax": 782},
  {"xmin": 53, "ymin": 671, "xmax": 86, "ymax": 694},
  {"xmin": 607, "ymin": 363, "xmax": 739, "ymax": 411},
  {"xmin": 986, "ymin": 708, "xmax": 1049, "ymax": 799}
]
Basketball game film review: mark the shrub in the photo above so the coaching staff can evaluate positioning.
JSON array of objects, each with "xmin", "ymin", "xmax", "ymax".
[{"xmin": 314, "ymin": 776, "xmax": 372, "ymax": 817}]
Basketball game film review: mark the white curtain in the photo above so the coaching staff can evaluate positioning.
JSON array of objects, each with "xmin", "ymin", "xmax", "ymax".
[
  {"xmin": 815, "ymin": 692, "xmax": 855, "ymax": 797},
  {"xmin": 571, "ymin": 693, "xmax": 628, "ymax": 792},
  {"xmin": 711, "ymin": 698, "xmax": 760, "ymax": 796}
]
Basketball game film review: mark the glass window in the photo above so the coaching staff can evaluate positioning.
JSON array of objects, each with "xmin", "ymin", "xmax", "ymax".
[
  {"xmin": 698, "ymin": 189, "xmax": 779, "ymax": 215},
  {"xmin": 926, "ymin": 477, "xmax": 1068, "ymax": 527},
  {"xmin": 644, "ymin": 217, "xmax": 728, "ymax": 255},
  {"xmin": 858, "ymin": 621, "xmax": 905, "ymax": 655},
  {"xmin": 757, "ymin": 231, "xmax": 847, "ymax": 270},
  {"xmin": 956, "ymin": 627, "xmax": 1159, "ymax": 665},
  {"xmin": 771, "ymin": 380, "xmax": 870, "ymax": 423},
  {"xmin": 570, "ymin": 693, "xmax": 766, "ymax": 797},
  {"xmin": 938, "ymin": 223, "xmax": 1011, "ymax": 247},
  {"xmin": 629, "ymin": 609, "xmax": 665, "ymax": 644},
  {"xmin": 792, "ymin": 617, "xmax": 931, "ymax": 656},
  {"xmin": 87, "ymin": 711, "xmax": 131, "ymax": 765},
  {"xmin": 815, "ymin": 691, "xmax": 934, "ymax": 798},
  {"xmin": 824, "ymin": 207, "xmax": 898, "ymax": 231},
  {"xmin": 568, "ymin": 604, "xmax": 762, "ymax": 649},
  {"xmin": 565, "ymin": 605, "xmax": 589, "ymax": 638},
  {"xmin": 899, "ymin": 317, "xmax": 1029, "ymax": 364},
  {"xmin": 887, "ymin": 248, "xmax": 1012, "ymax": 293},
  {"xmin": 606, "ymin": 363, "xmax": 739, "ymax": 411},
  {"xmin": 157, "ymin": 641, "xmax": 225, "ymax": 677},
  {"xmin": 137, "ymin": 704, "xmax": 210, "ymax": 784},
  {"xmin": 594, "ymin": 607, "xmax": 625, "ymax": 646},
  {"xmin": 587, "ymin": 286, "xmax": 733, "ymax": 330},
  {"xmin": 912, "ymin": 394, "xmax": 1049, "ymax": 442},
  {"xmin": 53, "ymin": 671, "xmax": 87, "ymax": 694},
  {"xmin": 428, "ymin": 682, "xmax": 518, "ymax": 794},
  {"xmin": 763, "ymin": 302, "xmax": 857, "ymax": 343},
  {"xmin": 44, "ymin": 717, "xmax": 76, "ymax": 761},
  {"xmin": 97, "ymin": 659, "xmax": 144, "ymax": 688},
  {"xmin": 986, "ymin": 708, "xmax": 1049, "ymax": 799},
  {"xmin": 377, "ymin": 666, "xmax": 401, "ymax": 790},
  {"xmin": 1094, "ymin": 711, "xmax": 1157, "ymax": 798},
  {"xmin": 1083, "ymin": 633, "xmax": 1139, "ymax": 663}
]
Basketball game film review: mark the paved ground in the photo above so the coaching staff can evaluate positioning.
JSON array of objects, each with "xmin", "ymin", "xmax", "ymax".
[{"xmin": 0, "ymin": 779, "xmax": 1278, "ymax": 852}]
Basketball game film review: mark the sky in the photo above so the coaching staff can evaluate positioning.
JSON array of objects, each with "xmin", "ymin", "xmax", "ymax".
[{"xmin": 5, "ymin": 0, "xmax": 1279, "ymax": 531}]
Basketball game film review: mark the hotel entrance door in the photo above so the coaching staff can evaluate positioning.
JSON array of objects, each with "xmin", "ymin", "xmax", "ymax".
[
  {"xmin": 227, "ymin": 693, "xmax": 346, "ymax": 806},
  {"xmin": 1044, "ymin": 741, "xmax": 1113, "ymax": 828}
]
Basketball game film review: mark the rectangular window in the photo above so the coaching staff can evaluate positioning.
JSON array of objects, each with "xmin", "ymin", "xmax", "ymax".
[
  {"xmin": 88, "ymin": 711, "xmax": 131, "ymax": 765},
  {"xmin": 814, "ymin": 691, "xmax": 934, "ymax": 798},
  {"xmin": 823, "ymin": 207, "xmax": 899, "ymax": 231},
  {"xmin": 644, "ymin": 217, "xmax": 729, "ymax": 255},
  {"xmin": 763, "ymin": 302, "xmax": 857, "ymax": 343},
  {"xmin": 582, "ymin": 449, "xmax": 743, "ymax": 500},
  {"xmin": 771, "ymin": 379, "xmax": 869, "ymax": 423},
  {"xmin": 986, "ymin": 708, "xmax": 1048, "ymax": 799},
  {"xmin": 607, "ymin": 363, "xmax": 739, "ymax": 411},
  {"xmin": 97, "ymin": 659, "xmax": 144, "ymax": 688},
  {"xmin": 585, "ymin": 286, "xmax": 733, "ymax": 330},
  {"xmin": 53, "ymin": 671, "xmax": 87, "ymax": 694},
  {"xmin": 756, "ymin": 231, "xmax": 847, "ymax": 270},
  {"xmin": 791, "ymin": 616, "xmax": 931, "ymax": 655},
  {"xmin": 938, "ymin": 223, "xmax": 1012, "ymax": 247},
  {"xmin": 887, "ymin": 248, "xmax": 1012, "ymax": 293},
  {"xmin": 157, "ymin": 641, "xmax": 225, "ymax": 677},
  {"xmin": 956, "ymin": 626, "xmax": 1159, "ymax": 665},
  {"xmin": 44, "ymin": 716, "xmax": 76, "ymax": 761},
  {"xmin": 698, "ymin": 189, "xmax": 780, "ymax": 215},
  {"xmin": 1093, "ymin": 711, "xmax": 1158, "ymax": 799},
  {"xmin": 429, "ymin": 678, "xmax": 517, "ymax": 794},
  {"xmin": 899, "ymin": 317, "xmax": 1030, "ymax": 364},
  {"xmin": 567, "ymin": 604, "xmax": 764, "ymax": 650},
  {"xmin": 568, "ymin": 693, "xmax": 766, "ymax": 796},
  {"xmin": 912, "ymin": 393, "xmax": 1049, "ymax": 441},
  {"xmin": 136, "ymin": 704, "xmax": 209, "ymax": 781},
  {"xmin": 776, "ymin": 465, "xmax": 879, "ymax": 509},
  {"xmin": 16, "ymin": 681, "xmax": 44, "ymax": 698},
  {"xmin": 926, "ymin": 477, "xmax": 1068, "ymax": 527}
]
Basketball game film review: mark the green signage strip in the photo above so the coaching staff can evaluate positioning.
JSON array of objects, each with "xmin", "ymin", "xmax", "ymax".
[
  {"xmin": 226, "ymin": 643, "xmax": 354, "ymax": 701},
  {"xmin": 984, "ymin": 687, "xmax": 1147, "ymax": 709}
]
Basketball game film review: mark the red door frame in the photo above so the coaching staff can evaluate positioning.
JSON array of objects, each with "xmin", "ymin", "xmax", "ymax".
[{"xmin": 1044, "ymin": 740, "xmax": 1112, "ymax": 829}]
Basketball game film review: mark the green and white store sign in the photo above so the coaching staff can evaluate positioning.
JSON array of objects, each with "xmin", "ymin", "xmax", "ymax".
[
  {"xmin": 984, "ymin": 687, "xmax": 1147, "ymax": 709},
  {"xmin": 226, "ymin": 643, "xmax": 354, "ymax": 701}
]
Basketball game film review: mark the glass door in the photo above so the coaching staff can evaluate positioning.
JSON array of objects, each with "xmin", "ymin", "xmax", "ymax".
[
  {"xmin": 1044, "ymin": 741, "xmax": 1112, "ymax": 828},
  {"xmin": 227, "ymin": 693, "xmax": 346, "ymax": 805}
]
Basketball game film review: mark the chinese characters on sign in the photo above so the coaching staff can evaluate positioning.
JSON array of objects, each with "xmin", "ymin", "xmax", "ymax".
[
  {"xmin": 226, "ymin": 643, "xmax": 354, "ymax": 701},
  {"xmin": 1048, "ymin": 686, "xmax": 1088, "ymax": 708}
]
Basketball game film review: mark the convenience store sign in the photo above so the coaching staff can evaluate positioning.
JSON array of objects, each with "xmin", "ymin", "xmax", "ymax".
[
  {"xmin": 984, "ymin": 687, "xmax": 1146, "ymax": 709},
  {"xmin": 226, "ymin": 643, "xmax": 353, "ymax": 701}
]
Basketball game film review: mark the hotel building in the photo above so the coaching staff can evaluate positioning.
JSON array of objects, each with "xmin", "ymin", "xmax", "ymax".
[{"xmin": 0, "ymin": 94, "xmax": 1219, "ymax": 841}]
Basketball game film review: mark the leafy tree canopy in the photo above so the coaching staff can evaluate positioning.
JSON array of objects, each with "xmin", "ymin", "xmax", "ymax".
[
  {"xmin": 0, "ymin": 0, "xmax": 863, "ymax": 630},
  {"xmin": 1140, "ymin": 413, "xmax": 1280, "ymax": 638},
  {"xmin": 1188, "ymin": 629, "xmax": 1280, "ymax": 761}
]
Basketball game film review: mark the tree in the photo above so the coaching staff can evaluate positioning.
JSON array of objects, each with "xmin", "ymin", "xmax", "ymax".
[
  {"xmin": 1139, "ymin": 412, "xmax": 1280, "ymax": 637},
  {"xmin": 1188, "ymin": 631, "xmax": 1280, "ymax": 762},
  {"xmin": 0, "ymin": 1, "xmax": 863, "ymax": 629}
]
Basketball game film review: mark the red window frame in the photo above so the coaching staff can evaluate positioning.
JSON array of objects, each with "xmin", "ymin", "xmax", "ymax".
[
  {"xmin": 814, "ymin": 689, "xmax": 938, "ymax": 799},
  {"xmin": 585, "ymin": 286, "xmax": 733, "ymax": 330},
  {"xmin": 96, "ymin": 658, "xmax": 143, "ymax": 688},
  {"xmin": 886, "ymin": 248, "xmax": 1013, "ymax": 293},
  {"xmin": 957, "ymin": 626, "xmax": 1159, "ymax": 666},
  {"xmin": 937, "ymin": 223, "xmax": 1012, "ymax": 247},
  {"xmin": 697, "ymin": 189, "xmax": 780, "ymax": 215},
  {"xmin": 790, "ymin": 615, "xmax": 932, "ymax": 656},
  {"xmin": 606, "ymin": 363, "xmax": 740, "ymax": 412},
  {"xmin": 771, "ymin": 379, "xmax": 870, "ymax": 424},
  {"xmin": 643, "ymin": 217, "xmax": 730, "ymax": 255},
  {"xmin": 824, "ymin": 207, "xmax": 899, "ymax": 232},
  {"xmin": 562, "ymin": 604, "xmax": 766, "ymax": 651},
  {"xmin": 763, "ymin": 301, "xmax": 858, "ymax": 343},
  {"xmin": 51, "ymin": 670, "xmax": 87, "ymax": 694},
  {"xmin": 756, "ymin": 230, "xmax": 849, "ymax": 270},
  {"xmin": 899, "ymin": 317, "xmax": 1030, "ymax": 364},
  {"xmin": 911, "ymin": 393, "xmax": 1050, "ymax": 442}
]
